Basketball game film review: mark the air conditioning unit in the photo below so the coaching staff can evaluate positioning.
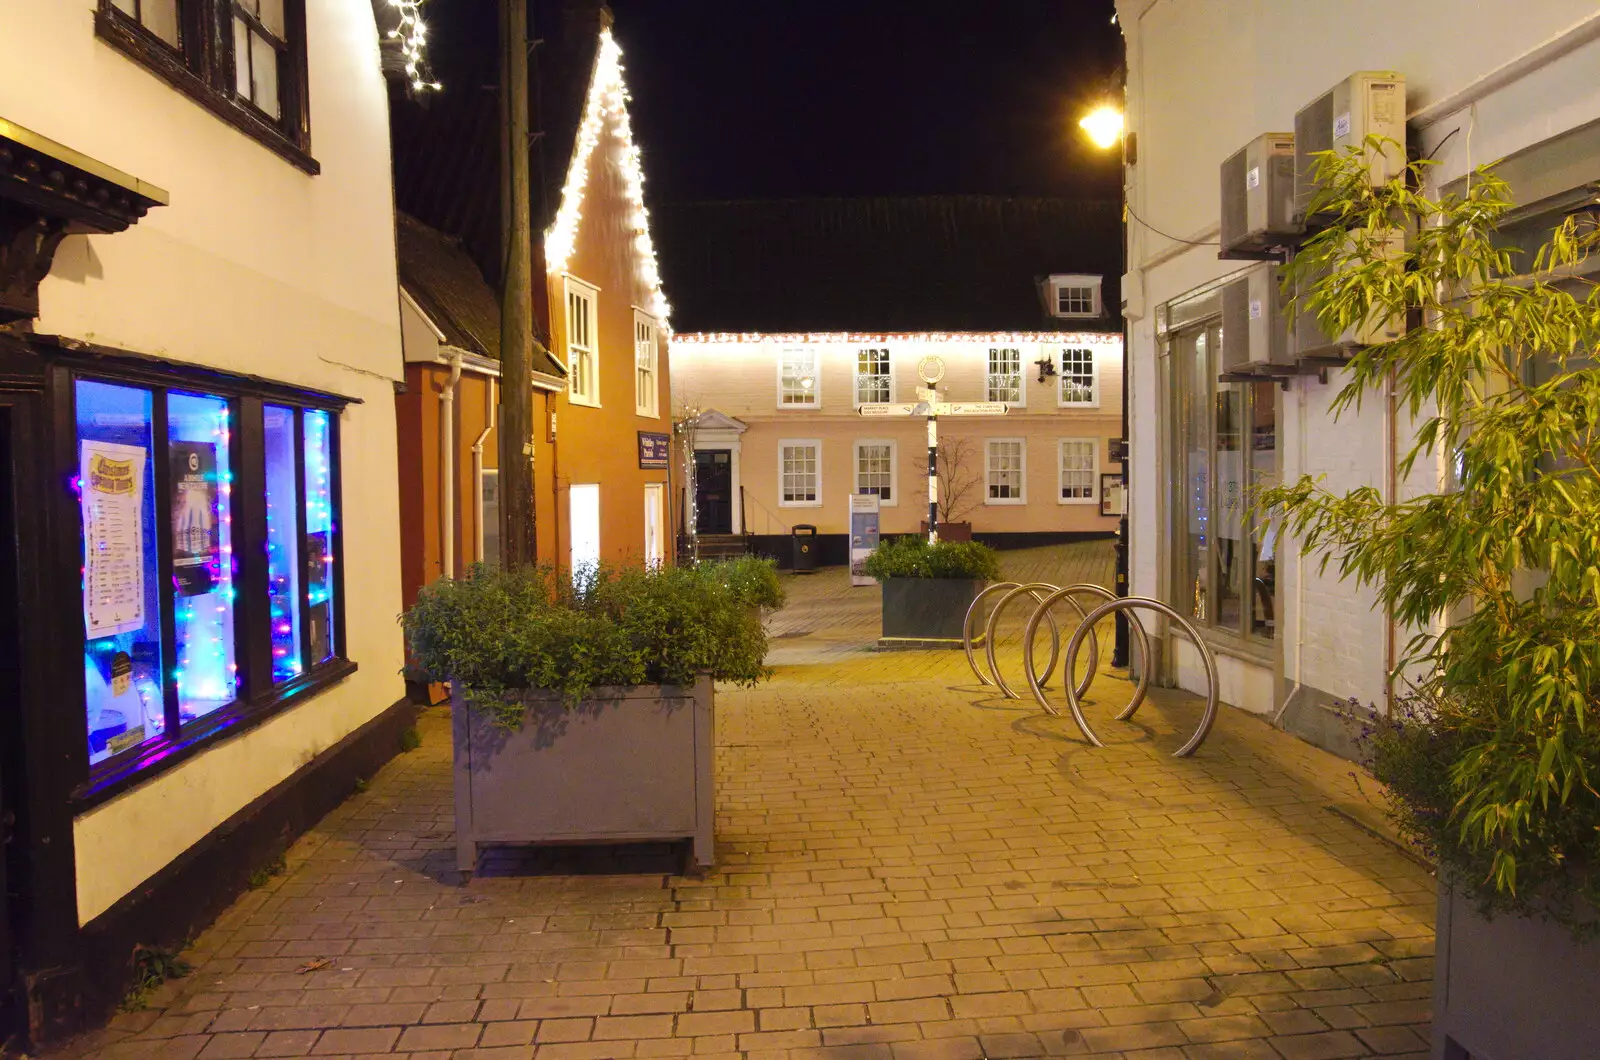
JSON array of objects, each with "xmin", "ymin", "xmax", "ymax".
[
  {"xmin": 1294, "ymin": 71, "xmax": 1406, "ymax": 225},
  {"xmin": 1292, "ymin": 228, "xmax": 1407, "ymax": 357},
  {"xmin": 1220, "ymin": 133, "xmax": 1299, "ymax": 257},
  {"xmin": 1220, "ymin": 264, "xmax": 1292, "ymax": 373}
]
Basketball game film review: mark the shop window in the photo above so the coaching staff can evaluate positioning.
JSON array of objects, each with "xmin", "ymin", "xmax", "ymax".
[{"xmin": 75, "ymin": 375, "xmax": 347, "ymax": 787}]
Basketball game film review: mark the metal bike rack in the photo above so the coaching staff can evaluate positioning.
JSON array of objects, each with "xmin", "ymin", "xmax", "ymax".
[
  {"xmin": 1021, "ymin": 583, "xmax": 1151, "ymax": 722},
  {"xmin": 984, "ymin": 582, "xmax": 1090, "ymax": 701},
  {"xmin": 962, "ymin": 582, "xmax": 1019, "ymax": 687},
  {"xmin": 1057, "ymin": 596, "xmax": 1220, "ymax": 757}
]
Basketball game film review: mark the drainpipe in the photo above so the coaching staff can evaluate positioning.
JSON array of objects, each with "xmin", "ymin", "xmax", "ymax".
[
  {"xmin": 440, "ymin": 351, "xmax": 463, "ymax": 579},
  {"xmin": 1274, "ymin": 380, "xmax": 1309, "ymax": 727},
  {"xmin": 472, "ymin": 377, "xmax": 497, "ymax": 563},
  {"xmin": 1384, "ymin": 366, "xmax": 1397, "ymax": 716}
]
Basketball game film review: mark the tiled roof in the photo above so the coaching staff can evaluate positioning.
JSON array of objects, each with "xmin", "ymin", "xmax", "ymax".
[{"xmin": 653, "ymin": 195, "xmax": 1122, "ymax": 334}]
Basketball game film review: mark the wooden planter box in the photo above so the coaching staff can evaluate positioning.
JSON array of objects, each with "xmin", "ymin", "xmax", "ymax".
[
  {"xmin": 879, "ymin": 577, "xmax": 983, "ymax": 646},
  {"xmin": 452, "ymin": 677, "xmax": 714, "ymax": 873},
  {"xmin": 1433, "ymin": 879, "xmax": 1600, "ymax": 1059},
  {"xmin": 918, "ymin": 520, "xmax": 973, "ymax": 542}
]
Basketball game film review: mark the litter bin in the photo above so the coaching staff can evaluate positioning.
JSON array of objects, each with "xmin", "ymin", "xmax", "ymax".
[{"xmin": 791, "ymin": 524, "xmax": 818, "ymax": 573}]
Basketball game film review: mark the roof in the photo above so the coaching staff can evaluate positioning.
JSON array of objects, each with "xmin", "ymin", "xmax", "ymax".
[
  {"xmin": 653, "ymin": 196, "xmax": 1122, "ymax": 334},
  {"xmin": 395, "ymin": 212, "xmax": 567, "ymax": 378},
  {"xmin": 389, "ymin": 0, "xmax": 608, "ymax": 341}
]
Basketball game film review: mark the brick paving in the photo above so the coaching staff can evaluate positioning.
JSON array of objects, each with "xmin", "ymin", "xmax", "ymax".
[{"xmin": 47, "ymin": 543, "xmax": 1435, "ymax": 1059}]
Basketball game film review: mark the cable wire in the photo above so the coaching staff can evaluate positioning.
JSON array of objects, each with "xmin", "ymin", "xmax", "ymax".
[{"xmin": 1125, "ymin": 203, "xmax": 1221, "ymax": 247}]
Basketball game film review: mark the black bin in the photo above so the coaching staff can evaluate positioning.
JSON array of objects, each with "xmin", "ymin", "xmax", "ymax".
[{"xmin": 791, "ymin": 524, "xmax": 818, "ymax": 573}]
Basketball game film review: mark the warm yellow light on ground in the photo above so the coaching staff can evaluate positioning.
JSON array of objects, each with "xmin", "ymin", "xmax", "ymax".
[{"xmin": 1079, "ymin": 105, "xmax": 1125, "ymax": 150}]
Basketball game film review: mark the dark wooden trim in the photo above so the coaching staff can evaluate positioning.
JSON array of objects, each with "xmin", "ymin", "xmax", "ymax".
[
  {"xmin": 150, "ymin": 389, "xmax": 181, "ymax": 735},
  {"xmin": 292, "ymin": 407, "xmax": 311, "ymax": 671},
  {"xmin": 28, "ymin": 334, "xmax": 359, "ymax": 407},
  {"xmin": 30, "ymin": 695, "xmax": 418, "ymax": 1045},
  {"xmin": 234, "ymin": 397, "xmax": 271, "ymax": 703},
  {"xmin": 72, "ymin": 658, "xmax": 358, "ymax": 812},
  {"xmin": 93, "ymin": 5, "xmax": 320, "ymax": 177},
  {"xmin": 281, "ymin": 0, "xmax": 312, "ymax": 157},
  {"xmin": 329, "ymin": 410, "xmax": 346, "ymax": 661}
]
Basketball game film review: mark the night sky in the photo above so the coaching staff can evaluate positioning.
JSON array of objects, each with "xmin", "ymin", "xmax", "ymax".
[{"xmin": 597, "ymin": 1, "xmax": 1124, "ymax": 205}]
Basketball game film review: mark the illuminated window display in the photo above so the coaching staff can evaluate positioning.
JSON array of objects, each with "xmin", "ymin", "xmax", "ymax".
[{"xmin": 74, "ymin": 378, "xmax": 345, "ymax": 778}]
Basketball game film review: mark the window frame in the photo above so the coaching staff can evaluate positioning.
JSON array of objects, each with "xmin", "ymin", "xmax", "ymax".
[
  {"xmin": 1057, "ymin": 438, "xmax": 1098, "ymax": 505},
  {"xmin": 95, "ymin": 0, "xmax": 317, "ymax": 174},
  {"xmin": 1050, "ymin": 275, "xmax": 1103, "ymax": 319},
  {"xmin": 853, "ymin": 438, "xmax": 898, "ymax": 506},
  {"xmin": 63, "ymin": 351, "xmax": 353, "ymax": 810},
  {"xmin": 778, "ymin": 439, "xmax": 823, "ymax": 508},
  {"xmin": 1057, "ymin": 346, "xmax": 1100, "ymax": 408},
  {"xmin": 985, "ymin": 348, "xmax": 1026, "ymax": 408},
  {"xmin": 777, "ymin": 348, "xmax": 820, "ymax": 408},
  {"xmin": 854, "ymin": 347, "xmax": 894, "ymax": 407},
  {"xmin": 984, "ymin": 437, "xmax": 1027, "ymax": 505},
  {"xmin": 564, "ymin": 276, "xmax": 600, "ymax": 408},
  {"xmin": 633, "ymin": 309, "xmax": 659, "ymax": 418}
]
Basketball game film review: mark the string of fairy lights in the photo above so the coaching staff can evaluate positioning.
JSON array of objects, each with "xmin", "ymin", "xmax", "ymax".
[
  {"xmin": 386, "ymin": 0, "xmax": 442, "ymax": 93},
  {"xmin": 546, "ymin": 28, "xmax": 673, "ymax": 328}
]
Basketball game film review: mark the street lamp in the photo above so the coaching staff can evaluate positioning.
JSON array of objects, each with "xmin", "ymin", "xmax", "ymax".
[{"xmin": 1077, "ymin": 99, "xmax": 1132, "ymax": 669}]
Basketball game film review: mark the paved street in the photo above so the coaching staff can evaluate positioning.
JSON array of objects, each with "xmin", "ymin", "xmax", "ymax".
[{"xmin": 52, "ymin": 544, "xmax": 1436, "ymax": 1059}]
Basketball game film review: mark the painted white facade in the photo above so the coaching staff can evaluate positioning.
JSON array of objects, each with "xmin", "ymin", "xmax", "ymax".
[
  {"xmin": 1, "ymin": 0, "xmax": 405, "ymax": 921},
  {"xmin": 1117, "ymin": 1, "xmax": 1600, "ymax": 734},
  {"xmin": 672, "ymin": 333, "xmax": 1124, "ymax": 540}
]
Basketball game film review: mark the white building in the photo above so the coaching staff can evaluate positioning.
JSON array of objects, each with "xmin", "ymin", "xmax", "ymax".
[
  {"xmin": 1116, "ymin": 1, "xmax": 1600, "ymax": 751},
  {"xmin": 0, "ymin": 0, "xmax": 407, "ymax": 1041}
]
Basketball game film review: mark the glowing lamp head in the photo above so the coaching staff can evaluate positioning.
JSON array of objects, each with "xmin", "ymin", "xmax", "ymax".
[{"xmin": 1079, "ymin": 105, "xmax": 1125, "ymax": 150}]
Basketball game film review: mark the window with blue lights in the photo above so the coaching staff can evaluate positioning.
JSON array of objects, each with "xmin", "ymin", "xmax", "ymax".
[{"xmin": 74, "ymin": 373, "xmax": 346, "ymax": 787}]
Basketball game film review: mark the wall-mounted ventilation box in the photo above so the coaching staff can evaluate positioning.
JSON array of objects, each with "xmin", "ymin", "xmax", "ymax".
[
  {"xmin": 1220, "ymin": 264, "xmax": 1292, "ymax": 374},
  {"xmin": 1294, "ymin": 71, "xmax": 1407, "ymax": 225},
  {"xmin": 1220, "ymin": 133, "xmax": 1300, "ymax": 258},
  {"xmin": 1293, "ymin": 228, "xmax": 1407, "ymax": 358}
]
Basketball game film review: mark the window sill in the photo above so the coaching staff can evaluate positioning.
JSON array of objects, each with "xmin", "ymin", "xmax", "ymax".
[
  {"xmin": 1057, "ymin": 401, "xmax": 1102, "ymax": 410},
  {"xmin": 568, "ymin": 395, "xmax": 601, "ymax": 408},
  {"xmin": 1058, "ymin": 497, "xmax": 1098, "ymax": 506},
  {"xmin": 778, "ymin": 500, "xmax": 822, "ymax": 509},
  {"xmin": 73, "ymin": 657, "xmax": 358, "ymax": 812},
  {"xmin": 1169, "ymin": 623, "xmax": 1275, "ymax": 668},
  {"xmin": 985, "ymin": 498, "xmax": 1027, "ymax": 506},
  {"xmin": 776, "ymin": 404, "xmax": 820, "ymax": 411},
  {"xmin": 95, "ymin": 10, "xmax": 320, "ymax": 176}
]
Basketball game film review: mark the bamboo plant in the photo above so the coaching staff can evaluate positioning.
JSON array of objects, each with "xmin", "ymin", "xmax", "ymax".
[{"xmin": 1260, "ymin": 138, "xmax": 1600, "ymax": 933}]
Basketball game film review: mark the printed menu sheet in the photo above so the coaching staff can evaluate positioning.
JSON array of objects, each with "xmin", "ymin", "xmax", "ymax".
[{"xmin": 82, "ymin": 439, "xmax": 147, "ymax": 637}]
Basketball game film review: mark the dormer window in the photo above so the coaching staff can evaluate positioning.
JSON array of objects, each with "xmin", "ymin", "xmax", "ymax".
[{"xmin": 1048, "ymin": 274, "xmax": 1103, "ymax": 319}]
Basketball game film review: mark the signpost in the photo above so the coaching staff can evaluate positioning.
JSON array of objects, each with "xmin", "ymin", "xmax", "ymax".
[{"xmin": 857, "ymin": 356, "xmax": 1010, "ymax": 544}]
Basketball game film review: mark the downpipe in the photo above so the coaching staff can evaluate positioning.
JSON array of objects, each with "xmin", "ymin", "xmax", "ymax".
[{"xmin": 439, "ymin": 352, "xmax": 463, "ymax": 580}]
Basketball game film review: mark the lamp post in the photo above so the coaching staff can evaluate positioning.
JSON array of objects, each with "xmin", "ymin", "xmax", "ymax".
[{"xmin": 1078, "ymin": 97, "xmax": 1131, "ymax": 669}]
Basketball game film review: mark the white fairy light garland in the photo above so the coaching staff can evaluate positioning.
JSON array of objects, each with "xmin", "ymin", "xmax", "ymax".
[
  {"xmin": 545, "ymin": 29, "xmax": 672, "ymax": 327},
  {"xmin": 387, "ymin": 0, "xmax": 442, "ymax": 92}
]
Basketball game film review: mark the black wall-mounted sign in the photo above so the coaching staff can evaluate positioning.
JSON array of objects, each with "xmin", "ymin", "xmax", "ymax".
[
  {"xmin": 1108, "ymin": 438, "xmax": 1128, "ymax": 464},
  {"xmin": 638, "ymin": 431, "xmax": 671, "ymax": 470}
]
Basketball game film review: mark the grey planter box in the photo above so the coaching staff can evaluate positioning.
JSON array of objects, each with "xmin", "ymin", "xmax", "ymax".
[
  {"xmin": 880, "ymin": 577, "xmax": 983, "ymax": 642},
  {"xmin": 452, "ymin": 677, "xmax": 714, "ymax": 873},
  {"xmin": 1433, "ymin": 879, "xmax": 1600, "ymax": 1059}
]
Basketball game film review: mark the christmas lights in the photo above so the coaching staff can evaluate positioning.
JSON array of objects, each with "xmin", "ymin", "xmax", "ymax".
[
  {"xmin": 386, "ymin": 0, "xmax": 442, "ymax": 92},
  {"xmin": 671, "ymin": 331, "xmax": 1125, "ymax": 347},
  {"xmin": 545, "ymin": 29, "xmax": 671, "ymax": 326}
]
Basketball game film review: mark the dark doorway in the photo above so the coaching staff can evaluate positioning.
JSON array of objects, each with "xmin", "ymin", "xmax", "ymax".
[
  {"xmin": 693, "ymin": 449, "xmax": 732, "ymax": 534},
  {"xmin": 0, "ymin": 408, "xmax": 17, "ymax": 1045}
]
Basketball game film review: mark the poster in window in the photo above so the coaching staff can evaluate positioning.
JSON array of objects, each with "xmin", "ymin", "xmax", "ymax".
[
  {"xmin": 81, "ymin": 439, "xmax": 148, "ymax": 637},
  {"xmin": 170, "ymin": 441, "xmax": 219, "ymax": 596},
  {"xmin": 305, "ymin": 530, "xmax": 331, "ymax": 660}
]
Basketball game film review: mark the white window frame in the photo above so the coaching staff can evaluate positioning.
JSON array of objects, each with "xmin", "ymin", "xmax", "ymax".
[
  {"xmin": 1050, "ymin": 274, "xmax": 1103, "ymax": 319},
  {"xmin": 985, "ymin": 437, "xmax": 1027, "ymax": 505},
  {"xmin": 633, "ymin": 309, "xmax": 659, "ymax": 417},
  {"xmin": 1057, "ymin": 346, "xmax": 1100, "ymax": 408},
  {"xmin": 643, "ymin": 482, "xmax": 665, "ymax": 567},
  {"xmin": 777, "ymin": 347, "xmax": 820, "ymax": 408},
  {"xmin": 986, "ymin": 347, "xmax": 1026, "ymax": 407},
  {"xmin": 853, "ymin": 347, "xmax": 894, "ymax": 407},
  {"xmin": 1057, "ymin": 438, "xmax": 1098, "ymax": 505},
  {"xmin": 853, "ymin": 439, "xmax": 898, "ymax": 506},
  {"xmin": 778, "ymin": 439, "xmax": 822, "ymax": 507},
  {"xmin": 564, "ymin": 276, "xmax": 600, "ymax": 408}
]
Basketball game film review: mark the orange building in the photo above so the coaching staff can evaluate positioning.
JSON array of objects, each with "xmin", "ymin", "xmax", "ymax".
[{"xmin": 390, "ymin": 3, "xmax": 674, "ymax": 616}]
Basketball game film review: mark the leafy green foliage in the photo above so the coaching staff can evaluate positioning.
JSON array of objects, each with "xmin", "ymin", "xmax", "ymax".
[
  {"xmin": 1260, "ymin": 138, "xmax": 1600, "ymax": 931},
  {"xmin": 701, "ymin": 555, "xmax": 786, "ymax": 611},
  {"xmin": 861, "ymin": 536, "xmax": 1002, "ymax": 582},
  {"xmin": 402, "ymin": 561, "xmax": 773, "ymax": 729},
  {"xmin": 122, "ymin": 944, "xmax": 192, "ymax": 1011},
  {"xmin": 398, "ymin": 726, "xmax": 422, "ymax": 753},
  {"xmin": 247, "ymin": 854, "xmax": 287, "ymax": 889}
]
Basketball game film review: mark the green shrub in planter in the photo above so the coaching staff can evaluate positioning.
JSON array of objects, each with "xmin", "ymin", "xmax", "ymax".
[
  {"xmin": 1261, "ymin": 140, "xmax": 1600, "ymax": 938},
  {"xmin": 701, "ymin": 555, "xmax": 786, "ymax": 611},
  {"xmin": 861, "ymin": 536, "xmax": 1001, "ymax": 582},
  {"xmin": 402, "ymin": 562, "xmax": 772, "ymax": 729}
]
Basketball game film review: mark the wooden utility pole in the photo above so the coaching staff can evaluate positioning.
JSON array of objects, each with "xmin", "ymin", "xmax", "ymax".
[{"xmin": 498, "ymin": 0, "xmax": 536, "ymax": 568}]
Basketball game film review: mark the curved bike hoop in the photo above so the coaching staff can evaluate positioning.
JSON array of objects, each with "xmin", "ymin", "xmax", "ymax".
[
  {"xmin": 1059, "ymin": 596, "xmax": 1220, "ymax": 757},
  {"xmin": 962, "ymin": 582, "xmax": 1020, "ymax": 686},
  {"xmin": 984, "ymin": 582, "xmax": 1084, "ymax": 701},
  {"xmin": 1022, "ymin": 584, "xmax": 1151, "ymax": 722}
]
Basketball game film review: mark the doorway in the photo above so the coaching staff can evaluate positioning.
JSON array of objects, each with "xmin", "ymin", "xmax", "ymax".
[
  {"xmin": 643, "ymin": 483, "xmax": 664, "ymax": 567},
  {"xmin": 694, "ymin": 449, "xmax": 732, "ymax": 534},
  {"xmin": 569, "ymin": 483, "xmax": 600, "ymax": 578}
]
